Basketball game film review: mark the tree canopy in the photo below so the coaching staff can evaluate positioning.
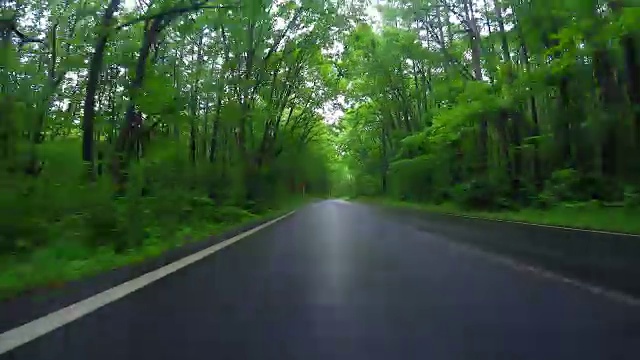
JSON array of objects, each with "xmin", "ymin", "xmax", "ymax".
[
  {"xmin": 337, "ymin": 0, "xmax": 640, "ymax": 209},
  {"xmin": 0, "ymin": 0, "xmax": 362, "ymax": 256},
  {"xmin": 2, "ymin": 0, "xmax": 640, "ymax": 295}
]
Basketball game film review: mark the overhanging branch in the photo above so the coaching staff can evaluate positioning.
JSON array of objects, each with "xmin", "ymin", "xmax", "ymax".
[
  {"xmin": 115, "ymin": 2, "xmax": 240, "ymax": 31},
  {"xmin": 3, "ymin": 18, "xmax": 47, "ymax": 47}
]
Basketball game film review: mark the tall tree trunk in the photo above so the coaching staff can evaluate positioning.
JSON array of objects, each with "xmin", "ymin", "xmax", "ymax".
[
  {"xmin": 82, "ymin": 0, "xmax": 121, "ymax": 180},
  {"xmin": 608, "ymin": 1, "xmax": 640, "ymax": 153},
  {"xmin": 412, "ymin": 60, "xmax": 422, "ymax": 124},
  {"xmin": 172, "ymin": 51, "xmax": 181, "ymax": 140},
  {"xmin": 542, "ymin": 22, "xmax": 574, "ymax": 169},
  {"xmin": 210, "ymin": 94, "xmax": 222, "ymax": 162},
  {"xmin": 211, "ymin": 27, "xmax": 230, "ymax": 163},
  {"xmin": 622, "ymin": 36, "xmax": 640, "ymax": 148},
  {"xmin": 33, "ymin": 23, "xmax": 58, "ymax": 145},
  {"xmin": 495, "ymin": 0, "xmax": 523, "ymax": 194},
  {"xmin": 202, "ymin": 100, "xmax": 210, "ymax": 161},
  {"xmin": 516, "ymin": 12, "xmax": 542, "ymax": 187},
  {"xmin": 494, "ymin": 0, "xmax": 510, "ymax": 64},
  {"xmin": 113, "ymin": 17, "xmax": 162, "ymax": 187},
  {"xmin": 463, "ymin": 0, "xmax": 488, "ymax": 174},
  {"xmin": 558, "ymin": 77, "xmax": 573, "ymax": 167},
  {"xmin": 483, "ymin": 0, "xmax": 497, "ymax": 84},
  {"xmin": 593, "ymin": 48, "xmax": 623, "ymax": 177},
  {"xmin": 381, "ymin": 121, "xmax": 388, "ymax": 194},
  {"xmin": 190, "ymin": 33, "xmax": 204, "ymax": 165},
  {"xmin": 240, "ymin": 21, "xmax": 256, "ymax": 163}
]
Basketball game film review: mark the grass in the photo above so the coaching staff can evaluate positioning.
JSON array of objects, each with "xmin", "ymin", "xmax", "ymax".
[
  {"xmin": 0, "ymin": 198, "xmax": 306, "ymax": 301},
  {"xmin": 0, "ymin": 139, "xmax": 316, "ymax": 301},
  {"xmin": 359, "ymin": 198, "xmax": 640, "ymax": 235}
]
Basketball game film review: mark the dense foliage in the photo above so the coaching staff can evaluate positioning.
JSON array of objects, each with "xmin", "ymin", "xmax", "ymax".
[
  {"xmin": 2, "ymin": 0, "xmax": 640, "ymax": 295},
  {"xmin": 337, "ymin": 0, "xmax": 640, "ymax": 210},
  {"xmin": 0, "ymin": 0, "xmax": 361, "ymax": 271}
]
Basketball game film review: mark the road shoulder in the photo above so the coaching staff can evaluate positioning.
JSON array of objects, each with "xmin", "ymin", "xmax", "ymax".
[
  {"xmin": 360, "ymin": 200, "xmax": 640, "ymax": 300},
  {"xmin": 0, "ymin": 205, "xmax": 304, "ymax": 334}
]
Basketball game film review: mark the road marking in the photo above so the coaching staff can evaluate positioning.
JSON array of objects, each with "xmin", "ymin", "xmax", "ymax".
[
  {"xmin": 362, "ymin": 200, "xmax": 640, "ymax": 237},
  {"xmin": 447, "ymin": 213, "xmax": 640, "ymax": 237},
  {"xmin": 371, "ymin": 201, "xmax": 640, "ymax": 304},
  {"xmin": 445, "ymin": 238, "xmax": 640, "ymax": 307},
  {"xmin": 370, "ymin": 199, "xmax": 639, "ymax": 305},
  {"xmin": 0, "ymin": 211, "xmax": 295, "ymax": 355}
]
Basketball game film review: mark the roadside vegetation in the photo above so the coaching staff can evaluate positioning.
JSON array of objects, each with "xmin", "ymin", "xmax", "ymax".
[
  {"xmin": 0, "ymin": 0, "xmax": 355, "ymax": 299},
  {"xmin": 3, "ymin": 0, "xmax": 640, "ymax": 299},
  {"xmin": 335, "ymin": 0, "xmax": 640, "ymax": 233},
  {"xmin": 359, "ymin": 198, "xmax": 640, "ymax": 235}
]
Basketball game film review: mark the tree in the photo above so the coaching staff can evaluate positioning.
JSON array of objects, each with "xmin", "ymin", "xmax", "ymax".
[
  {"xmin": 338, "ymin": 0, "xmax": 640, "ymax": 208},
  {"xmin": 1, "ymin": 0, "xmax": 353, "ymax": 255}
]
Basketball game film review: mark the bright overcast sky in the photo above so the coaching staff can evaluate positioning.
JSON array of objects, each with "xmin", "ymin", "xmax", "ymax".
[{"xmin": 123, "ymin": 0, "xmax": 136, "ymax": 9}]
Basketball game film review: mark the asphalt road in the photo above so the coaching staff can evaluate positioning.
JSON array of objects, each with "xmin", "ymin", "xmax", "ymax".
[{"xmin": 3, "ymin": 200, "xmax": 640, "ymax": 359}]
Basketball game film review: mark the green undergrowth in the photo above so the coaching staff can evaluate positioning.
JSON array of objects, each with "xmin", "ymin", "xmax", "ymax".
[
  {"xmin": 0, "ymin": 140, "xmax": 312, "ymax": 301},
  {"xmin": 359, "ymin": 198, "xmax": 640, "ymax": 235},
  {"xmin": 0, "ymin": 198, "xmax": 305, "ymax": 301}
]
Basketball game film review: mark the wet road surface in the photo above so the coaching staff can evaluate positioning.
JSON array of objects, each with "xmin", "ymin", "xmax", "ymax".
[{"xmin": 3, "ymin": 200, "xmax": 640, "ymax": 359}]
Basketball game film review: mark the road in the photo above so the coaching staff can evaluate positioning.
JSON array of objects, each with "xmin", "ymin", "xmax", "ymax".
[{"xmin": 3, "ymin": 200, "xmax": 640, "ymax": 359}]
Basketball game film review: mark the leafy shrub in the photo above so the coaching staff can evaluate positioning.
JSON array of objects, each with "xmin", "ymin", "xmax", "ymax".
[
  {"xmin": 543, "ymin": 168, "xmax": 581, "ymax": 202},
  {"xmin": 0, "ymin": 182, "xmax": 49, "ymax": 253},
  {"xmin": 83, "ymin": 200, "xmax": 126, "ymax": 250},
  {"xmin": 209, "ymin": 206, "xmax": 256, "ymax": 224},
  {"xmin": 0, "ymin": 208, "xmax": 48, "ymax": 254},
  {"xmin": 624, "ymin": 186, "xmax": 640, "ymax": 207},
  {"xmin": 543, "ymin": 169, "xmax": 624, "ymax": 203},
  {"xmin": 533, "ymin": 191, "xmax": 556, "ymax": 209},
  {"xmin": 451, "ymin": 178, "xmax": 510, "ymax": 210},
  {"xmin": 578, "ymin": 175, "xmax": 624, "ymax": 202}
]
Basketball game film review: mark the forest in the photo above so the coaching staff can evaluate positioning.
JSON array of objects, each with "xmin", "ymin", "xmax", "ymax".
[
  {"xmin": 1, "ymin": 0, "xmax": 640, "ymax": 297},
  {"xmin": 336, "ymin": 0, "xmax": 640, "ymax": 229}
]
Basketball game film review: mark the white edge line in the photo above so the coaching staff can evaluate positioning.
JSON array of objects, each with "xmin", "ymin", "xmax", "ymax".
[
  {"xmin": 450, "ymin": 213, "xmax": 640, "ymax": 237},
  {"xmin": 365, "ymin": 200, "xmax": 639, "ymax": 305},
  {"xmin": 361, "ymin": 200, "xmax": 640, "ymax": 305},
  {"xmin": 0, "ymin": 211, "xmax": 295, "ymax": 355},
  {"xmin": 412, "ymin": 207, "xmax": 640, "ymax": 304},
  {"xmin": 444, "ymin": 237, "xmax": 640, "ymax": 307},
  {"xmin": 366, "ymin": 201, "xmax": 640, "ymax": 237}
]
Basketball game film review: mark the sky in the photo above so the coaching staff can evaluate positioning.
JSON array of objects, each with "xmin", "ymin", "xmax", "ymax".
[{"xmin": 123, "ymin": 0, "xmax": 138, "ymax": 9}]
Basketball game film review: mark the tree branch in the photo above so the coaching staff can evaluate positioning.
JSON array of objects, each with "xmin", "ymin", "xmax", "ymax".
[
  {"xmin": 115, "ymin": 2, "xmax": 239, "ymax": 30},
  {"xmin": 436, "ymin": 1, "xmax": 468, "ymax": 29},
  {"xmin": 8, "ymin": 21, "xmax": 47, "ymax": 47},
  {"xmin": 425, "ymin": 23, "xmax": 474, "ymax": 80},
  {"xmin": 264, "ymin": 7, "xmax": 304, "ymax": 63}
]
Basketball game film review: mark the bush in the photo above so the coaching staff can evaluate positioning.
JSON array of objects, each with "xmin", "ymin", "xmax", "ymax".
[
  {"xmin": 578, "ymin": 175, "xmax": 624, "ymax": 202},
  {"xmin": 0, "ymin": 209, "xmax": 48, "ymax": 254},
  {"xmin": 624, "ymin": 186, "xmax": 640, "ymax": 207},
  {"xmin": 451, "ymin": 178, "xmax": 511, "ymax": 210},
  {"xmin": 543, "ymin": 169, "xmax": 624, "ymax": 203},
  {"xmin": 0, "ymin": 182, "xmax": 49, "ymax": 253},
  {"xmin": 84, "ymin": 204, "xmax": 122, "ymax": 248},
  {"xmin": 209, "ymin": 206, "xmax": 256, "ymax": 223},
  {"xmin": 543, "ymin": 168, "xmax": 581, "ymax": 202},
  {"xmin": 0, "ymin": 135, "xmax": 303, "ymax": 264},
  {"xmin": 533, "ymin": 191, "xmax": 556, "ymax": 209}
]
